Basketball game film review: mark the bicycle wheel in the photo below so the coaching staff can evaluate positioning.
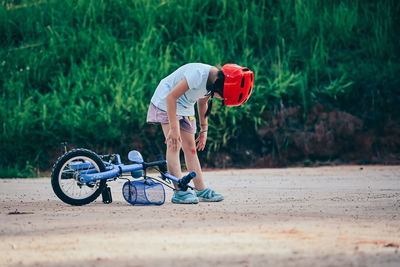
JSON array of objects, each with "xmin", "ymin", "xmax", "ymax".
[{"xmin": 51, "ymin": 149, "xmax": 107, "ymax": 206}]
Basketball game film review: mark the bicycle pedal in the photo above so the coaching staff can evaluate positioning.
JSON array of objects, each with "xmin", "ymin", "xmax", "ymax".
[{"xmin": 102, "ymin": 186, "xmax": 112, "ymax": 204}]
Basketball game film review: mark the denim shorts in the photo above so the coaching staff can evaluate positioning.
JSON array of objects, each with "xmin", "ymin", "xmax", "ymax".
[{"xmin": 146, "ymin": 102, "xmax": 197, "ymax": 134}]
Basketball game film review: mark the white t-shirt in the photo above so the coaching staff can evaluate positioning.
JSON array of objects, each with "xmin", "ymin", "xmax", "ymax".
[{"xmin": 150, "ymin": 63, "xmax": 211, "ymax": 116}]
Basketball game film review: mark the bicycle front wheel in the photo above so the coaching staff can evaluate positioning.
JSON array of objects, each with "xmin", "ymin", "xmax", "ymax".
[{"xmin": 51, "ymin": 149, "xmax": 106, "ymax": 206}]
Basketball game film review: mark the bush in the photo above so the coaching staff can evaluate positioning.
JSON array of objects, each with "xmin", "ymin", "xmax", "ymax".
[{"xmin": 1, "ymin": 0, "xmax": 399, "ymax": 176}]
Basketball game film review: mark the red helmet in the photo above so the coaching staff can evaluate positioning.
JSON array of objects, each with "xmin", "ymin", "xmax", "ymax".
[{"xmin": 221, "ymin": 64, "xmax": 254, "ymax": 106}]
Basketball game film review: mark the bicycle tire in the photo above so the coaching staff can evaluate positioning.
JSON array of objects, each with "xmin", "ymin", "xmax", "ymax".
[{"xmin": 51, "ymin": 148, "xmax": 107, "ymax": 206}]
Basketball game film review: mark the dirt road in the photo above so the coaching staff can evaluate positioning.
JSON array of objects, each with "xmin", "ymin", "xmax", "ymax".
[{"xmin": 1, "ymin": 166, "xmax": 399, "ymax": 267}]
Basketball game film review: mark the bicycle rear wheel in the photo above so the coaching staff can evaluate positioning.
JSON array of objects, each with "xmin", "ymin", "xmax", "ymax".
[{"xmin": 51, "ymin": 149, "xmax": 106, "ymax": 206}]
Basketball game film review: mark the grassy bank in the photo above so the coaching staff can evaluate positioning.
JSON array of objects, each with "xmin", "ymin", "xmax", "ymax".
[{"xmin": 1, "ymin": 0, "xmax": 399, "ymax": 177}]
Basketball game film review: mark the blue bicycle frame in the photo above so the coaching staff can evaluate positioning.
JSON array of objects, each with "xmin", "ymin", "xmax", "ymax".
[{"xmin": 75, "ymin": 153, "xmax": 195, "ymax": 191}]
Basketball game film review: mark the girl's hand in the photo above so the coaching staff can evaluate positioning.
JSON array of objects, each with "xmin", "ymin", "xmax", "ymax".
[
  {"xmin": 195, "ymin": 130, "xmax": 207, "ymax": 151},
  {"xmin": 166, "ymin": 128, "xmax": 181, "ymax": 152}
]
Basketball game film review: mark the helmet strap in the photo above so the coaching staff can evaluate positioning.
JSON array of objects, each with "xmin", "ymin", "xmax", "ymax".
[
  {"xmin": 204, "ymin": 87, "xmax": 215, "ymax": 118},
  {"xmin": 205, "ymin": 71, "xmax": 225, "ymax": 118}
]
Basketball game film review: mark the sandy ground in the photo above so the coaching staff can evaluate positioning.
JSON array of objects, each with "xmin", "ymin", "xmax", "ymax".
[{"xmin": 0, "ymin": 165, "xmax": 399, "ymax": 267}]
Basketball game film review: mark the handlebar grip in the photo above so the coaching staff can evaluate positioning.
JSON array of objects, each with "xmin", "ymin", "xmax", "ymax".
[
  {"xmin": 178, "ymin": 171, "xmax": 196, "ymax": 191},
  {"xmin": 182, "ymin": 171, "xmax": 196, "ymax": 184}
]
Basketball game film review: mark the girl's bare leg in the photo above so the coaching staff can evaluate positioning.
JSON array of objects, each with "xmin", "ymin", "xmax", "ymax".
[
  {"xmin": 161, "ymin": 123, "xmax": 206, "ymax": 191},
  {"xmin": 161, "ymin": 124, "xmax": 182, "ymax": 190},
  {"xmin": 180, "ymin": 129, "xmax": 206, "ymax": 191}
]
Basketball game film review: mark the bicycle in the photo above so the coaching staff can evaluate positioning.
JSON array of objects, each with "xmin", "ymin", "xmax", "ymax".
[{"xmin": 51, "ymin": 144, "xmax": 196, "ymax": 206}]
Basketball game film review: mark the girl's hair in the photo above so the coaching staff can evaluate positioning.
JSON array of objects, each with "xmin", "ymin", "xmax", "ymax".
[{"xmin": 205, "ymin": 70, "xmax": 225, "ymax": 117}]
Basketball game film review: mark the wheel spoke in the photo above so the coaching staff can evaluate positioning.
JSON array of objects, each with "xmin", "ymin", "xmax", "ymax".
[{"xmin": 58, "ymin": 156, "xmax": 100, "ymax": 200}]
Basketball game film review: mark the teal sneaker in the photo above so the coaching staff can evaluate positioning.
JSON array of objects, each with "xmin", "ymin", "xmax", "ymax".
[
  {"xmin": 195, "ymin": 188, "xmax": 224, "ymax": 202},
  {"xmin": 171, "ymin": 190, "xmax": 199, "ymax": 204}
]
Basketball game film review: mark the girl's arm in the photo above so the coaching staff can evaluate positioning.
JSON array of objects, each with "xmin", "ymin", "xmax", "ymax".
[
  {"xmin": 165, "ymin": 78, "xmax": 190, "ymax": 151},
  {"xmin": 197, "ymin": 96, "xmax": 209, "ymax": 131},
  {"xmin": 196, "ymin": 96, "xmax": 210, "ymax": 151}
]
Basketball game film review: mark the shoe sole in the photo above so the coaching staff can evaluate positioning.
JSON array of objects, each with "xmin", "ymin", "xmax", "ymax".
[
  {"xmin": 171, "ymin": 198, "xmax": 199, "ymax": 204},
  {"xmin": 198, "ymin": 197, "xmax": 224, "ymax": 202}
]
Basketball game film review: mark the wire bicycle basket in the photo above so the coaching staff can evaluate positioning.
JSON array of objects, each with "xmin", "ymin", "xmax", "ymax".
[{"xmin": 122, "ymin": 178, "xmax": 165, "ymax": 206}]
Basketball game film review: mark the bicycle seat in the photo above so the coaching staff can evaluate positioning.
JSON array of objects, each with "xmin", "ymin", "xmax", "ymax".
[{"xmin": 128, "ymin": 150, "xmax": 144, "ymax": 163}]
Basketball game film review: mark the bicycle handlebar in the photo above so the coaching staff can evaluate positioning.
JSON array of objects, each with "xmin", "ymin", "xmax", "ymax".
[
  {"xmin": 177, "ymin": 171, "xmax": 196, "ymax": 191},
  {"xmin": 142, "ymin": 160, "xmax": 167, "ymax": 169},
  {"xmin": 143, "ymin": 158, "xmax": 195, "ymax": 191}
]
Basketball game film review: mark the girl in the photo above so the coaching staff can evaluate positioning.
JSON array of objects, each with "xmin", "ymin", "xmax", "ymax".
[{"xmin": 147, "ymin": 63, "xmax": 254, "ymax": 204}]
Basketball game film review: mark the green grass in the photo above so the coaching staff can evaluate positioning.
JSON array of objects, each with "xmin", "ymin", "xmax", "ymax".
[
  {"xmin": 1, "ymin": 0, "xmax": 399, "ymax": 176},
  {"xmin": 0, "ymin": 161, "xmax": 37, "ymax": 178}
]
